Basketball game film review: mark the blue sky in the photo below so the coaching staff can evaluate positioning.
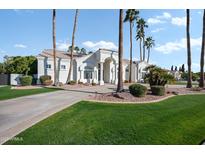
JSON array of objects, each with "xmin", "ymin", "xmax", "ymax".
[{"xmin": 0, "ymin": 9, "xmax": 203, "ymax": 72}]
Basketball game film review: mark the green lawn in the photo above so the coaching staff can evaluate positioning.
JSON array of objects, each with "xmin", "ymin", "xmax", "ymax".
[
  {"xmin": 5, "ymin": 94, "xmax": 205, "ymax": 145},
  {"xmin": 171, "ymin": 81, "xmax": 198, "ymax": 85},
  {"xmin": 0, "ymin": 86, "xmax": 60, "ymax": 101}
]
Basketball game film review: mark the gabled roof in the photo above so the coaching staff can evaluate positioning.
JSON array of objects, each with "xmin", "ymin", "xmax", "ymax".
[{"xmin": 38, "ymin": 49, "xmax": 87, "ymax": 59}]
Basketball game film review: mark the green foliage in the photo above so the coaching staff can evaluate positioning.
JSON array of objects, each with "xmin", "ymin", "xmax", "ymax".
[
  {"xmin": 151, "ymin": 85, "xmax": 165, "ymax": 96},
  {"xmin": 129, "ymin": 83, "xmax": 147, "ymax": 97},
  {"xmin": 0, "ymin": 63, "xmax": 5, "ymax": 73},
  {"xmin": 19, "ymin": 76, "xmax": 33, "ymax": 86},
  {"xmin": 40, "ymin": 75, "xmax": 51, "ymax": 84},
  {"xmin": 144, "ymin": 65, "xmax": 175, "ymax": 86},
  {"xmin": 181, "ymin": 72, "xmax": 200, "ymax": 81},
  {"xmin": 68, "ymin": 80, "xmax": 76, "ymax": 85},
  {"xmin": 4, "ymin": 56, "xmax": 37, "ymax": 75},
  {"xmin": 124, "ymin": 9, "xmax": 139, "ymax": 23}
]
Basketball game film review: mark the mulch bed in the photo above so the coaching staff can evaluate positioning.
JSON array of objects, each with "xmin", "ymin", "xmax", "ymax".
[{"xmin": 88, "ymin": 87, "xmax": 205, "ymax": 104}]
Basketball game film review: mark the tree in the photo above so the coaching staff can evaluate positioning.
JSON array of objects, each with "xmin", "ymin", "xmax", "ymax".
[
  {"xmin": 175, "ymin": 66, "xmax": 177, "ymax": 71},
  {"xmin": 136, "ymin": 30, "xmax": 143, "ymax": 61},
  {"xmin": 117, "ymin": 9, "xmax": 124, "ymax": 92},
  {"xmin": 0, "ymin": 63, "xmax": 5, "ymax": 74},
  {"xmin": 3, "ymin": 56, "xmax": 37, "ymax": 75},
  {"xmin": 52, "ymin": 9, "xmax": 57, "ymax": 85},
  {"xmin": 186, "ymin": 9, "xmax": 192, "ymax": 88},
  {"xmin": 136, "ymin": 18, "xmax": 148, "ymax": 61},
  {"xmin": 181, "ymin": 64, "xmax": 185, "ymax": 72},
  {"xmin": 74, "ymin": 46, "xmax": 80, "ymax": 53},
  {"xmin": 199, "ymin": 9, "xmax": 205, "ymax": 88},
  {"xmin": 171, "ymin": 65, "xmax": 174, "ymax": 71},
  {"xmin": 67, "ymin": 9, "xmax": 79, "ymax": 83},
  {"xmin": 80, "ymin": 48, "xmax": 87, "ymax": 54},
  {"xmin": 144, "ymin": 36, "xmax": 155, "ymax": 63},
  {"xmin": 124, "ymin": 9, "xmax": 139, "ymax": 83}
]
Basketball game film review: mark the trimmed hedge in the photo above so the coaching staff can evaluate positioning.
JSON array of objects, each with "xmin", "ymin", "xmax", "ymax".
[
  {"xmin": 151, "ymin": 86, "xmax": 165, "ymax": 96},
  {"xmin": 40, "ymin": 75, "xmax": 51, "ymax": 85},
  {"xmin": 68, "ymin": 80, "xmax": 76, "ymax": 85},
  {"xmin": 129, "ymin": 84, "xmax": 147, "ymax": 97},
  {"xmin": 19, "ymin": 76, "xmax": 33, "ymax": 86}
]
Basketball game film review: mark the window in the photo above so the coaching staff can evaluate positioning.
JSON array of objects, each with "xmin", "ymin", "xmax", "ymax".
[
  {"xmin": 84, "ymin": 66, "xmax": 94, "ymax": 79},
  {"xmin": 61, "ymin": 65, "xmax": 66, "ymax": 70},
  {"xmin": 46, "ymin": 64, "xmax": 51, "ymax": 69}
]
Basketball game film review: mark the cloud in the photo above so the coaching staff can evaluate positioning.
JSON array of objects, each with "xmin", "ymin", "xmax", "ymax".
[
  {"xmin": 171, "ymin": 17, "xmax": 186, "ymax": 26},
  {"xmin": 13, "ymin": 9, "xmax": 34, "ymax": 14},
  {"xmin": 151, "ymin": 28, "xmax": 165, "ymax": 33},
  {"xmin": 147, "ymin": 18, "xmax": 165, "ymax": 25},
  {"xmin": 156, "ymin": 12, "xmax": 172, "ymax": 19},
  {"xmin": 56, "ymin": 41, "xmax": 70, "ymax": 51},
  {"xmin": 0, "ymin": 49, "xmax": 6, "ymax": 54},
  {"xmin": 147, "ymin": 12, "xmax": 171, "ymax": 25},
  {"xmin": 154, "ymin": 37, "xmax": 201, "ymax": 54},
  {"xmin": 82, "ymin": 40, "xmax": 118, "ymax": 51},
  {"xmin": 14, "ymin": 44, "xmax": 27, "ymax": 48}
]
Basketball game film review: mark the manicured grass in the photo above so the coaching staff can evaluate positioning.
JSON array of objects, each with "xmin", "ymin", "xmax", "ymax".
[
  {"xmin": 0, "ymin": 86, "xmax": 60, "ymax": 101},
  {"xmin": 5, "ymin": 94, "xmax": 205, "ymax": 145}
]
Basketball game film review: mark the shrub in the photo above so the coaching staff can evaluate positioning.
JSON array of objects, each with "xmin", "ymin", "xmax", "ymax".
[
  {"xmin": 124, "ymin": 80, "xmax": 129, "ymax": 83},
  {"xmin": 151, "ymin": 85, "xmax": 165, "ymax": 96},
  {"xmin": 68, "ymin": 80, "xmax": 76, "ymax": 85},
  {"xmin": 78, "ymin": 80, "xmax": 83, "ymax": 84},
  {"xmin": 40, "ymin": 75, "xmax": 51, "ymax": 84},
  {"xmin": 43, "ymin": 80, "xmax": 53, "ymax": 86},
  {"xmin": 129, "ymin": 84, "xmax": 147, "ymax": 97},
  {"xmin": 19, "ymin": 75, "xmax": 33, "ymax": 86},
  {"xmin": 144, "ymin": 65, "xmax": 175, "ymax": 86}
]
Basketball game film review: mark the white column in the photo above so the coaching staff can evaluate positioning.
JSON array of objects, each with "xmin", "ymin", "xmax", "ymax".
[
  {"xmin": 79, "ymin": 67, "xmax": 84, "ymax": 83},
  {"xmin": 114, "ymin": 63, "xmax": 118, "ymax": 85},
  {"xmin": 99, "ymin": 62, "xmax": 104, "ymax": 85}
]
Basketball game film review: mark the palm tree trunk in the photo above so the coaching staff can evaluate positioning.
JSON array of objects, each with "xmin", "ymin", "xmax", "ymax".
[
  {"xmin": 117, "ymin": 9, "xmax": 124, "ymax": 92},
  {"xmin": 143, "ymin": 36, "xmax": 145, "ymax": 61},
  {"xmin": 129, "ymin": 22, "xmax": 132, "ymax": 83},
  {"xmin": 140, "ymin": 39, "xmax": 142, "ymax": 61},
  {"xmin": 147, "ymin": 48, "xmax": 150, "ymax": 63},
  {"xmin": 52, "ymin": 9, "xmax": 57, "ymax": 86},
  {"xmin": 67, "ymin": 9, "xmax": 79, "ymax": 83},
  {"xmin": 186, "ymin": 9, "xmax": 192, "ymax": 88},
  {"xmin": 199, "ymin": 9, "xmax": 205, "ymax": 88}
]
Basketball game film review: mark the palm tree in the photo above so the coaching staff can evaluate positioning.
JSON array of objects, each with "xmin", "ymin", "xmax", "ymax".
[
  {"xmin": 199, "ymin": 10, "xmax": 205, "ymax": 88},
  {"xmin": 145, "ymin": 37, "xmax": 155, "ymax": 63},
  {"xmin": 52, "ymin": 9, "xmax": 57, "ymax": 86},
  {"xmin": 186, "ymin": 9, "xmax": 192, "ymax": 88},
  {"xmin": 136, "ymin": 30, "xmax": 143, "ymax": 61},
  {"xmin": 124, "ymin": 9, "xmax": 139, "ymax": 83},
  {"xmin": 117, "ymin": 9, "xmax": 124, "ymax": 92},
  {"xmin": 67, "ymin": 9, "xmax": 79, "ymax": 83},
  {"xmin": 136, "ymin": 18, "xmax": 148, "ymax": 61}
]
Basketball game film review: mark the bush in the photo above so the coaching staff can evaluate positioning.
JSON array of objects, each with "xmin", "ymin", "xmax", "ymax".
[
  {"xmin": 68, "ymin": 80, "xmax": 76, "ymax": 85},
  {"xmin": 129, "ymin": 84, "xmax": 147, "ymax": 97},
  {"xmin": 19, "ymin": 75, "xmax": 33, "ymax": 86},
  {"xmin": 40, "ymin": 75, "xmax": 51, "ymax": 84},
  {"xmin": 144, "ymin": 65, "xmax": 175, "ymax": 86},
  {"xmin": 151, "ymin": 86, "xmax": 165, "ymax": 96},
  {"xmin": 124, "ymin": 80, "xmax": 129, "ymax": 83},
  {"xmin": 43, "ymin": 80, "xmax": 53, "ymax": 86}
]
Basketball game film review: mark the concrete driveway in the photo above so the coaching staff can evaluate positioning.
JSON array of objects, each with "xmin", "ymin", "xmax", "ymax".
[{"xmin": 0, "ymin": 85, "xmax": 114, "ymax": 144}]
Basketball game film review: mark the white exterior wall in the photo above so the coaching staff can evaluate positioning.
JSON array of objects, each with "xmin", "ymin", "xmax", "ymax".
[{"xmin": 37, "ymin": 49, "xmax": 149, "ymax": 85}]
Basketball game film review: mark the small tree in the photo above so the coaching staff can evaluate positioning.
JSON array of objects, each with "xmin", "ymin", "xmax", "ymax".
[
  {"xmin": 181, "ymin": 64, "xmax": 185, "ymax": 72},
  {"xmin": 175, "ymin": 66, "xmax": 177, "ymax": 71},
  {"xmin": 171, "ymin": 65, "xmax": 173, "ymax": 71},
  {"xmin": 0, "ymin": 63, "xmax": 5, "ymax": 74},
  {"xmin": 144, "ymin": 65, "xmax": 175, "ymax": 86}
]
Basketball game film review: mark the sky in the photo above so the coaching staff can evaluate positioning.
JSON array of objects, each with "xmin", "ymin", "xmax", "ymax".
[{"xmin": 0, "ymin": 9, "xmax": 203, "ymax": 72}]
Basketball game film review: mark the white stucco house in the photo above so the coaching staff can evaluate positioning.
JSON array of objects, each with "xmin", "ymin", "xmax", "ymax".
[{"xmin": 37, "ymin": 48, "xmax": 149, "ymax": 85}]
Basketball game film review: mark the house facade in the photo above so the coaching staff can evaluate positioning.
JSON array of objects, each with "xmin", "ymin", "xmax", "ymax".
[{"xmin": 37, "ymin": 48, "xmax": 149, "ymax": 85}]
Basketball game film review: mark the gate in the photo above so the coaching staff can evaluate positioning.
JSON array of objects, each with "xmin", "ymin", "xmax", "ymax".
[{"xmin": 0, "ymin": 74, "xmax": 10, "ymax": 85}]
